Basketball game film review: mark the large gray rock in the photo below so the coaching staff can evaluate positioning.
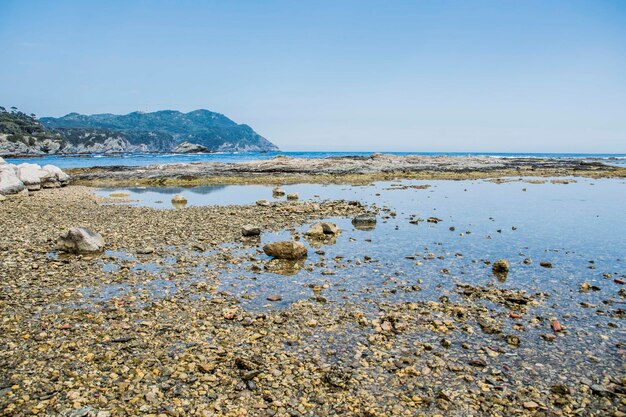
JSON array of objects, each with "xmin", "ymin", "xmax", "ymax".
[
  {"xmin": 173, "ymin": 141, "xmax": 210, "ymax": 154},
  {"xmin": 56, "ymin": 227, "xmax": 105, "ymax": 253},
  {"xmin": 263, "ymin": 241, "xmax": 307, "ymax": 260},
  {"xmin": 0, "ymin": 167, "xmax": 26, "ymax": 195}
]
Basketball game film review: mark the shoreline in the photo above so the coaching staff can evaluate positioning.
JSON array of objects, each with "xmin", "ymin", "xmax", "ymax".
[{"xmin": 66, "ymin": 154, "xmax": 626, "ymax": 187}]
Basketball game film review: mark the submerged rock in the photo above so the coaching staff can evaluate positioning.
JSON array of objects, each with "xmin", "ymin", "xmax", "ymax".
[
  {"xmin": 263, "ymin": 241, "xmax": 307, "ymax": 260},
  {"xmin": 287, "ymin": 193, "xmax": 299, "ymax": 201},
  {"xmin": 56, "ymin": 227, "xmax": 105, "ymax": 253}
]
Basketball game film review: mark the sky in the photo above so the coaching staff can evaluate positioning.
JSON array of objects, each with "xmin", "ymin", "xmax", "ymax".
[{"xmin": 1, "ymin": 0, "xmax": 625, "ymax": 152}]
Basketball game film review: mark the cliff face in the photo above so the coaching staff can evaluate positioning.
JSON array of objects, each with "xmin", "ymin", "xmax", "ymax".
[{"xmin": 0, "ymin": 108, "xmax": 279, "ymax": 156}]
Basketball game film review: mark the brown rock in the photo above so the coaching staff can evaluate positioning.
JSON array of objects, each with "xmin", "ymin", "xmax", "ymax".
[{"xmin": 263, "ymin": 241, "xmax": 308, "ymax": 260}]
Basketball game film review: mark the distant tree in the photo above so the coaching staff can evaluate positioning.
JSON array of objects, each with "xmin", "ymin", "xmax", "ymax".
[
  {"xmin": 0, "ymin": 106, "xmax": 6, "ymax": 112},
  {"xmin": 30, "ymin": 113, "xmax": 36, "ymax": 118}
]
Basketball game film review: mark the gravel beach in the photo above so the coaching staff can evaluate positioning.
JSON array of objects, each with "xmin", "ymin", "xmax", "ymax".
[{"xmin": 1, "ymin": 179, "xmax": 625, "ymax": 416}]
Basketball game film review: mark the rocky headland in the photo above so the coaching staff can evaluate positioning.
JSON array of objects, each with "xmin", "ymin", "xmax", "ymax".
[{"xmin": 0, "ymin": 107, "xmax": 278, "ymax": 156}]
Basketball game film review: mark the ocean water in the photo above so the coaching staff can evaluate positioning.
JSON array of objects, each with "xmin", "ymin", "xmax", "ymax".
[{"xmin": 5, "ymin": 151, "xmax": 626, "ymax": 169}]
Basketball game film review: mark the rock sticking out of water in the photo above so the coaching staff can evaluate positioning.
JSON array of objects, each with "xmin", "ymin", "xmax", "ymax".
[
  {"xmin": 352, "ymin": 213, "xmax": 377, "ymax": 230},
  {"xmin": 263, "ymin": 241, "xmax": 308, "ymax": 260},
  {"xmin": 171, "ymin": 194, "xmax": 187, "ymax": 204},
  {"xmin": 492, "ymin": 259, "xmax": 510, "ymax": 275},
  {"xmin": 272, "ymin": 187, "xmax": 285, "ymax": 197},
  {"xmin": 305, "ymin": 222, "xmax": 340, "ymax": 238}
]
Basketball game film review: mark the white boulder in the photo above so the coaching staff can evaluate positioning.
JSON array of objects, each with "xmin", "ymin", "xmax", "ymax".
[
  {"xmin": 42, "ymin": 164, "xmax": 70, "ymax": 184},
  {"xmin": 16, "ymin": 163, "xmax": 50, "ymax": 191},
  {"xmin": 0, "ymin": 167, "xmax": 26, "ymax": 195}
]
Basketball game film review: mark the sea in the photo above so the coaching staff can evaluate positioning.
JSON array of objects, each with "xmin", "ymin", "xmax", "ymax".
[{"xmin": 4, "ymin": 151, "xmax": 626, "ymax": 169}]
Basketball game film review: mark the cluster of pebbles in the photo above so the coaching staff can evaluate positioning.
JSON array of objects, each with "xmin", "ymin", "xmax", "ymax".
[{"xmin": 0, "ymin": 185, "xmax": 624, "ymax": 417}]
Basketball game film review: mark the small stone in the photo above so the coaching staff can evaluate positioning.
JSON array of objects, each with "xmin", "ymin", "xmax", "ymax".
[
  {"xmin": 551, "ymin": 384, "xmax": 571, "ymax": 395},
  {"xmin": 523, "ymin": 401, "xmax": 539, "ymax": 410},
  {"xmin": 540, "ymin": 261, "xmax": 553, "ymax": 268},
  {"xmin": 242, "ymin": 225, "xmax": 261, "ymax": 237},
  {"xmin": 272, "ymin": 187, "xmax": 286, "ymax": 197},
  {"xmin": 267, "ymin": 294, "xmax": 282, "ymax": 302},
  {"xmin": 198, "ymin": 363, "xmax": 215, "ymax": 374},
  {"xmin": 286, "ymin": 193, "xmax": 299, "ymax": 201},
  {"xmin": 505, "ymin": 335, "xmax": 520, "ymax": 346},
  {"xmin": 171, "ymin": 194, "xmax": 187, "ymax": 204}
]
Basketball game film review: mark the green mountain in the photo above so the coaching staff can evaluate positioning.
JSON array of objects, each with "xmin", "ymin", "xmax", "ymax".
[
  {"xmin": 0, "ymin": 107, "xmax": 66, "ymax": 155},
  {"xmin": 0, "ymin": 107, "xmax": 278, "ymax": 156},
  {"xmin": 41, "ymin": 109, "xmax": 278, "ymax": 153}
]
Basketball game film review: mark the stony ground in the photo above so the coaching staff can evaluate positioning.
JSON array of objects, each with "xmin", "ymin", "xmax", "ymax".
[
  {"xmin": 67, "ymin": 154, "xmax": 626, "ymax": 187},
  {"xmin": 0, "ymin": 186, "xmax": 624, "ymax": 417}
]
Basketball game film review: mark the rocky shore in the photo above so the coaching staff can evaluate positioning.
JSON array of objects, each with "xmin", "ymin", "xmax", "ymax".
[
  {"xmin": 67, "ymin": 154, "xmax": 626, "ymax": 187},
  {"xmin": 1, "ymin": 183, "xmax": 624, "ymax": 416},
  {"xmin": 0, "ymin": 157, "xmax": 70, "ymax": 196}
]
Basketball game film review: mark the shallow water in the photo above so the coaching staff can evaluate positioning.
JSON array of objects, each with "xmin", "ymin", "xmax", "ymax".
[
  {"xmin": 94, "ymin": 177, "xmax": 626, "ymax": 318},
  {"xmin": 79, "ymin": 177, "xmax": 626, "ymax": 399}
]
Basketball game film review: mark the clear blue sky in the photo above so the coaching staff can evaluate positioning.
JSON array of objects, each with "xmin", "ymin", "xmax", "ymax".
[{"xmin": 1, "ymin": 0, "xmax": 625, "ymax": 152}]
